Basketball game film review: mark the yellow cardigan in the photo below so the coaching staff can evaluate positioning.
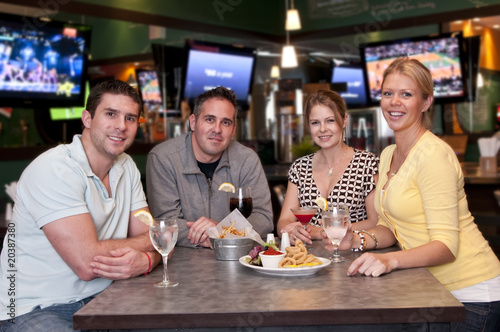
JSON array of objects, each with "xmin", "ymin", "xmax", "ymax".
[{"xmin": 375, "ymin": 131, "xmax": 500, "ymax": 291}]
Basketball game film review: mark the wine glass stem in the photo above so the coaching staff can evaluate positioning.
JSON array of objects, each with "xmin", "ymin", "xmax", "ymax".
[
  {"xmin": 162, "ymin": 255, "xmax": 169, "ymax": 283},
  {"xmin": 333, "ymin": 244, "xmax": 339, "ymax": 257}
]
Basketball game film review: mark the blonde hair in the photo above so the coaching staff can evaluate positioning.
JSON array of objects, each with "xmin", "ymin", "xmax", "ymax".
[{"xmin": 382, "ymin": 57, "xmax": 434, "ymax": 129}]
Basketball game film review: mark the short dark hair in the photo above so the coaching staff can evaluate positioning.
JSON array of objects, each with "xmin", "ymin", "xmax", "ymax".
[
  {"xmin": 85, "ymin": 80, "xmax": 143, "ymax": 118},
  {"xmin": 192, "ymin": 86, "xmax": 238, "ymax": 120}
]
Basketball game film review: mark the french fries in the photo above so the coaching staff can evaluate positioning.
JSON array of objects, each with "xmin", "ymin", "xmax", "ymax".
[{"xmin": 219, "ymin": 221, "xmax": 245, "ymax": 238}]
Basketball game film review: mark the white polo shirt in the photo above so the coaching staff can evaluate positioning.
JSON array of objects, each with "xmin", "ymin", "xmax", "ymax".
[{"xmin": 0, "ymin": 135, "xmax": 147, "ymax": 320}]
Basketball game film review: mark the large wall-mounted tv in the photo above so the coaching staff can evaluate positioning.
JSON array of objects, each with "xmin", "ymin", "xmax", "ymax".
[
  {"xmin": 181, "ymin": 39, "xmax": 257, "ymax": 112},
  {"xmin": 0, "ymin": 12, "xmax": 91, "ymax": 108},
  {"xmin": 360, "ymin": 32, "xmax": 468, "ymax": 105},
  {"xmin": 330, "ymin": 63, "xmax": 368, "ymax": 108}
]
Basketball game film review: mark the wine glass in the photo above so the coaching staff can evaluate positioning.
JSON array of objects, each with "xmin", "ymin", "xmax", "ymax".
[
  {"xmin": 230, "ymin": 187, "xmax": 253, "ymax": 218},
  {"xmin": 149, "ymin": 218, "xmax": 179, "ymax": 287},
  {"xmin": 290, "ymin": 206, "xmax": 318, "ymax": 249},
  {"xmin": 322, "ymin": 205, "xmax": 350, "ymax": 263}
]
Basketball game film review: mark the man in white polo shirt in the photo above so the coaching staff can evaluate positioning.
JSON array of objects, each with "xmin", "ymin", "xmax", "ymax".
[{"xmin": 0, "ymin": 80, "xmax": 160, "ymax": 332}]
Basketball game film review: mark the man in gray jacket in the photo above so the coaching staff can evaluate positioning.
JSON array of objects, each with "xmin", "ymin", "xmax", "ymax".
[{"xmin": 146, "ymin": 87, "xmax": 273, "ymax": 248}]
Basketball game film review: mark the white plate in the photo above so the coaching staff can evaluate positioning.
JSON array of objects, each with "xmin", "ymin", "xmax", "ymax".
[{"xmin": 238, "ymin": 255, "xmax": 331, "ymax": 276}]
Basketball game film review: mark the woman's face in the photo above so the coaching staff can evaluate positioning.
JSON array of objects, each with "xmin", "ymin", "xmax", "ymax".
[
  {"xmin": 308, "ymin": 104, "xmax": 346, "ymax": 149},
  {"xmin": 380, "ymin": 72, "xmax": 432, "ymax": 133}
]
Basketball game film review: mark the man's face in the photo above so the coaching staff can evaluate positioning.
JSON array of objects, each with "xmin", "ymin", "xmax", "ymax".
[
  {"xmin": 189, "ymin": 98, "xmax": 236, "ymax": 163},
  {"xmin": 82, "ymin": 93, "xmax": 139, "ymax": 160}
]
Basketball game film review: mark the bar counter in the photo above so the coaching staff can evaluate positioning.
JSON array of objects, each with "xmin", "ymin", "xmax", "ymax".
[
  {"xmin": 73, "ymin": 241, "xmax": 464, "ymax": 331},
  {"xmin": 461, "ymin": 162, "xmax": 500, "ymax": 184}
]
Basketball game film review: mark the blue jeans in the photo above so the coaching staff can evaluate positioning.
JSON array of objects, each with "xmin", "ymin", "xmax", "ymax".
[
  {"xmin": 451, "ymin": 301, "xmax": 500, "ymax": 332},
  {"xmin": 0, "ymin": 296, "xmax": 94, "ymax": 332}
]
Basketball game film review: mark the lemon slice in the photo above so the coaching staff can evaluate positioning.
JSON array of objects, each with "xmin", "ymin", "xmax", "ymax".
[
  {"xmin": 314, "ymin": 197, "xmax": 328, "ymax": 211},
  {"xmin": 218, "ymin": 182, "xmax": 235, "ymax": 193},
  {"xmin": 133, "ymin": 210, "xmax": 154, "ymax": 226}
]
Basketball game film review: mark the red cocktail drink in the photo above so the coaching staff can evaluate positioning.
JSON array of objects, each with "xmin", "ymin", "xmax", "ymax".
[
  {"xmin": 293, "ymin": 211, "xmax": 316, "ymax": 226},
  {"xmin": 290, "ymin": 207, "xmax": 318, "ymax": 228}
]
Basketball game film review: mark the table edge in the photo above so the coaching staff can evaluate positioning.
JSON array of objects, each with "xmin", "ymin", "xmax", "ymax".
[{"xmin": 74, "ymin": 306, "xmax": 465, "ymax": 330}]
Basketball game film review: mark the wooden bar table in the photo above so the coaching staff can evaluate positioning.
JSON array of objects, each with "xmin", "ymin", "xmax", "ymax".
[{"xmin": 74, "ymin": 241, "xmax": 464, "ymax": 331}]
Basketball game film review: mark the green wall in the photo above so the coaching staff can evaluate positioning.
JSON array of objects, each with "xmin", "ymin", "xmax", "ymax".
[
  {"xmin": 294, "ymin": 0, "xmax": 500, "ymax": 32},
  {"xmin": 69, "ymin": 0, "xmax": 500, "ymax": 34},
  {"xmin": 457, "ymin": 69, "xmax": 500, "ymax": 133},
  {"xmin": 0, "ymin": 109, "xmax": 44, "ymax": 147},
  {"xmin": 69, "ymin": 0, "xmax": 283, "ymax": 34}
]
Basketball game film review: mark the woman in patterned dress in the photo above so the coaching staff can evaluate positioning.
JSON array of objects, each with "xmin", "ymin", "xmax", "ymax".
[{"xmin": 277, "ymin": 90, "xmax": 379, "ymax": 245}]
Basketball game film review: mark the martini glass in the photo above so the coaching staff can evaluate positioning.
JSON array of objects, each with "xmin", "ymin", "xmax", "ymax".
[{"xmin": 290, "ymin": 206, "xmax": 318, "ymax": 248}]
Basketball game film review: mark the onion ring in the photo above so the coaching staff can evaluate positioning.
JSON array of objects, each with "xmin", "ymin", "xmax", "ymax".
[
  {"xmin": 296, "ymin": 240, "xmax": 307, "ymax": 254},
  {"xmin": 279, "ymin": 257, "xmax": 296, "ymax": 268},
  {"xmin": 285, "ymin": 247, "xmax": 300, "ymax": 256},
  {"xmin": 304, "ymin": 254, "xmax": 317, "ymax": 264},
  {"xmin": 279, "ymin": 239, "xmax": 322, "ymax": 268},
  {"xmin": 293, "ymin": 252, "xmax": 307, "ymax": 264}
]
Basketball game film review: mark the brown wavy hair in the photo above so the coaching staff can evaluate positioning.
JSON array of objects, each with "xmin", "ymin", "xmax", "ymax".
[{"xmin": 304, "ymin": 90, "xmax": 347, "ymax": 131}]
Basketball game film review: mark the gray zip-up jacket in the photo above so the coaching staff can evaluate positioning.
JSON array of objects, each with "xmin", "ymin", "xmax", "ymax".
[{"xmin": 146, "ymin": 132, "xmax": 273, "ymax": 247}]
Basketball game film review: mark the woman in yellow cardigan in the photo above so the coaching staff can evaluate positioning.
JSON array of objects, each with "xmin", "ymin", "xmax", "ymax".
[{"xmin": 328, "ymin": 57, "xmax": 500, "ymax": 331}]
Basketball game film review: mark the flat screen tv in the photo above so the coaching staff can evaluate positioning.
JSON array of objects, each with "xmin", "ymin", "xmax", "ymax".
[
  {"xmin": 0, "ymin": 12, "xmax": 91, "ymax": 108},
  {"xmin": 49, "ymin": 81, "xmax": 90, "ymax": 120},
  {"xmin": 360, "ymin": 32, "xmax": 468, "ymax": 105},
  {"xmin": 181, "ymin": 39, "xmax": 257, "ymax": 111},
  {"xmin": 136, "ymin": 68, "xmax": 163, "ymax": 112},
  {"xmin": 331, "ymin": 63, "xmax": 368, "ymax": 108}
]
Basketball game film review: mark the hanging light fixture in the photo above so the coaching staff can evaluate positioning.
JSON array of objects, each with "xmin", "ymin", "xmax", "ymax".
[
  {"xmin": 281, "ymin": 0, "xmax": 299, "ymax": 68},
  {"xmin": 126, "ymin": 73, "xmax": 137, "ymax": 87},
  {"xmin": 270, "ymin": 65, "xmax": 281, "ymax": 78},
  {"xmin": 285, "ymin": 0, "xmax": 301, "ymax": 31},
  {"xmin": 281, "ymin": 43, "xmax": 298, "ymax": 68}
]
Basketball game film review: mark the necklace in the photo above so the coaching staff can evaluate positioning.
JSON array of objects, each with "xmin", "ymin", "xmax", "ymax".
[
  {"xmin": 390, "ymin": 134, "xmax": 421, "ymax": 175},
  {"xmin": 320, "ymin": 147, "xmax": 347, "ymax": 176}
]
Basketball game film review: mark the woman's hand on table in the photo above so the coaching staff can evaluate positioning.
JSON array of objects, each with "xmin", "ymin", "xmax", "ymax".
[
  {"xmin": 347, "ymin": 252, "xmax": 397, "ymax": 277},
  {"xmin": 281, "ymin": 221, "xmax": 312, "ymax": 245}
]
